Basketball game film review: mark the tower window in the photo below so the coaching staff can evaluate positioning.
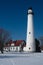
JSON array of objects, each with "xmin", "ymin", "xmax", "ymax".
[
  {"xmin": 29, "ymin": 32, "xmax": 31, "ymax": 34},
  {"xmin": 29, "ymin": 47, "xmax": 31, "ymax": 50}
]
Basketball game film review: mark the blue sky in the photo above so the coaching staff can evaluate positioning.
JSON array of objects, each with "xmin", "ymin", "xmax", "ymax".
[{"xmin": 0, "ymin": 0, "xmax": 43, "ymax": 40}]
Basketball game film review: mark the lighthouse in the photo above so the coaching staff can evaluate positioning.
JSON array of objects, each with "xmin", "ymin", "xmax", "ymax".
[{"xmin": 23, "ymin": 8, "xmax": 35, "ymax": 52}]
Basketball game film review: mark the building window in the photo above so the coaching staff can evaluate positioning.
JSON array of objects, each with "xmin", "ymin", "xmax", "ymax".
[
  {"xmin": 11, "ymin": 48, "xmax": 12, "ymax": 49},
  {"xmin": 13, "ymin": 47, "xmax": 15, "ymax": 49},
  {"xmin": 5, "ymin": 48, "xmax": 6, "ymax": 49},
  {"xmin": 16, "ymin": 47, "xmax": 18, "ymax": 51}
]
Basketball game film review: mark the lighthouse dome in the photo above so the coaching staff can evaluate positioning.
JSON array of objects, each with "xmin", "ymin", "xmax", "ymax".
[{"xmin": 28, "ymin": 7, "xmax": 34, "ymax": 15}]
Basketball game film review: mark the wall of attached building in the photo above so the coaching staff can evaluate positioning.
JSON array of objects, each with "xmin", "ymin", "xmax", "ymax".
[
  {"xmin": 4, "ymin": 47, "xmax": 9, "ymax": 52},
  {"xmin": 10, "ymin": 46, "xmax": 16, "ymax": 51},
  {"xmin": 3, "ymin": 40, "xmax": 26, "ymax": 52},
  {"xmin": 4, "ymin": 46, "xmax": 21, "ymax": 52}
]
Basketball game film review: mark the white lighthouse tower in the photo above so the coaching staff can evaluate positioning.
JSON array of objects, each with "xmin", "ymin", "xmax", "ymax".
[{"xmin": 23, "ymin": 8, "xmax": 35, "ymax": 52}]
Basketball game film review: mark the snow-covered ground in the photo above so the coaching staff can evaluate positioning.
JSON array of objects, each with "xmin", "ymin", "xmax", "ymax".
[{"xmin": 0, "ymin": 52, "xmax": 43, "ymax": 65}]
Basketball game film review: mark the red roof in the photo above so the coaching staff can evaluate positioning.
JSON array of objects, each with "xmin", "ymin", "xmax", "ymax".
[
  {"xmin": 4, "ymin": 40, "xmax": 26, "ymax": 47},
  {"xmin": 15, "ymin": 40, "xmax": 23, "ymax": 46}
]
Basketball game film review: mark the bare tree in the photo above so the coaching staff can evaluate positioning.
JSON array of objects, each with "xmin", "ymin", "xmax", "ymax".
[
  {"xmin": 0, "ymin": 29, "xmax": 11, "ymax": 53},
  {"xmin": 20, "ymin": 40, "xmax": 26, "ymax": 52},
  {"xmin": 35, "ymin": 38, "xmax": 41, "ymax": 52}
]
